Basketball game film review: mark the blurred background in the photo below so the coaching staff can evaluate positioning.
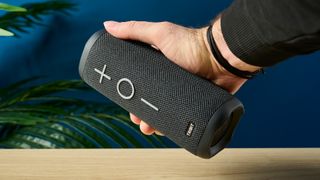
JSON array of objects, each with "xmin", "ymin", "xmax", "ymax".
[{"xmin": 0, "ymin": 0, "xmax": 319, "ymax": 148}]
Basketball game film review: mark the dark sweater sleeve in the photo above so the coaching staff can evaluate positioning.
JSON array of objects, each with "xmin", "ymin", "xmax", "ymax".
[{"xmin": 221, "ymin": 0, "xmax": 320, "ymax": 67}]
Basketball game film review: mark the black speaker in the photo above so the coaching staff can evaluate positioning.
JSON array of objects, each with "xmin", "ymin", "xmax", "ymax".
[{"xmin": 79, "ymin": 30, "xmax": 244, "ymax": 159}]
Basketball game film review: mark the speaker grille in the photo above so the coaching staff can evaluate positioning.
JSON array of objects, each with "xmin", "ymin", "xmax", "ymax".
[{"xmin": 81, "ymin": 31, "xmax": 233, "ymax": 154}]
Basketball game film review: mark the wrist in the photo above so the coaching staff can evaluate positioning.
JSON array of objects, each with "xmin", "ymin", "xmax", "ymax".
[
  {"xmin": 213, "ymin": 17, "xmax": 260, "ymax": 72},
  {"xmin": 203, "ymin": 16, "xmax": 261, "ymax": 79}
]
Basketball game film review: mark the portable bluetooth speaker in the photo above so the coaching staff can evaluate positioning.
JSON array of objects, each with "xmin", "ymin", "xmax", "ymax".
[{"xmin": 79, "ymin": 30, "xmax": 244, "ymax": 159}]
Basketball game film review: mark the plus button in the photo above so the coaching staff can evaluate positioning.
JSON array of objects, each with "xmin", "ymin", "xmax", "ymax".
[{"xmin": 94, "ymin": 64, "xmax": 111, "ymax": 83}]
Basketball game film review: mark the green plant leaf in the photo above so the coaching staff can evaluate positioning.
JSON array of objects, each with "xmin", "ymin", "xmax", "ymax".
[
  {"xmin": 0, "ymin": 3, "xmax": 27, "ymax": 12},
  {"xmin": 0, "ymin": 76, "xmax": 41, "ymax": 95},
  {"xmin": 0, "ymin": 0, "xmax": 75, "ymax": 37},
  {"xmin": 0, "ymin": 78, "xmax": 176, "ymax": 148},
  {"xmin": 0, "ymin": 114, "xmax": 169, "ymax": 148},
  {"xmin": 0, "ymin": 80, "xmax": 88, "ymax": 108},
  {"xmin": 0, "ymin": 28, "xmax": 14, "ymax": 36},
  {"xmin": 82, "ymin": 115, "xmax": 137, "ymax": 148},
  {"xmin": 0, "ymin": 112, "xmax": 47, "ymax": 125},
  {"xmin": 0, "ymin": 105, "xmax": 67, "ymax": 115},
  {"xmin": 38, "ymin": 122, "xmax": 96, "ymax": 148},
  {"xmin": 0, "ymin": 135, "xmax": 45, "ymax": 148}
]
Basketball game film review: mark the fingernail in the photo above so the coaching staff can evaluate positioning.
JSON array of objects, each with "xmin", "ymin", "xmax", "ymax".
[
  {"xmin": 155, "ymin": 131, "xmax": 164, "ymax": 136},
  {"xmin": 104, "ymin": 21, "xmax": 119, "ymax": 29}
]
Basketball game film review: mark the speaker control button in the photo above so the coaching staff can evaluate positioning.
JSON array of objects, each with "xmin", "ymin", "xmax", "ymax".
[
  {"xmin": 94, "ymin": 64, "xmax": 111, "ymax": 83},
  {"xmin": 117, "ymin": 78, "xmax": 135, "ymax": 100}
]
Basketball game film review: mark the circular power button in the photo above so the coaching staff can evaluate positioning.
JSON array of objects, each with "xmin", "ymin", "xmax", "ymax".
[{"xmin": 116, "ymin": 78, "xmax": 135, "ymax": 100}]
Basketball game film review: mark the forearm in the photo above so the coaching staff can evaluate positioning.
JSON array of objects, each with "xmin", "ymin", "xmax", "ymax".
[{"xmin": 221, "ymin": 0, "xmax": 320, "ymax": 67}]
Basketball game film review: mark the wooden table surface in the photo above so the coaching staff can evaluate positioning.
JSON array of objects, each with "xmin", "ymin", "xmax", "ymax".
[{"xmin": 0, "ymin": 148, "xmax": 319, "ymax": 180}]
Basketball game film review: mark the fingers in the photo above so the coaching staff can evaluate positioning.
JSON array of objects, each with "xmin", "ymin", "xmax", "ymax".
[
  {"xmin": 129, "ymin": 113, "xmax": 164, "ymax": 136},
  {"xmin": 139, "ymin": 121, "xmax": 155, "ymax": 135},
  {"xmin": 104, "ymin": 21, "xmax": 160, "ymax": 46},
  {"xmin": 129, "ymin": 113, "xmax": 141, "ymax": 125},
  {"xmin": 129, "ymin": 113, "xmax": 155, "ymax": 135}
]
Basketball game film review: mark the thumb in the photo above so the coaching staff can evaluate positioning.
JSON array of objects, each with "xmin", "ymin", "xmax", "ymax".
[{"xmin": 104, "ymin": 21, "xmax": 160, "ymax": 46}]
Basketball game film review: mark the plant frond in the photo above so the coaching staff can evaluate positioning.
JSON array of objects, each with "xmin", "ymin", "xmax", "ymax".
[
  {"xmin": 0, "ymin": 78, "xmax": 175, "ymax": 148},
  {"xmin": 0, "ymin": 3, "xmax": 27, "ymax": 12},
  {"xmin": 0, "ymin": 0, "xmax": 76, "ymax": 37}
]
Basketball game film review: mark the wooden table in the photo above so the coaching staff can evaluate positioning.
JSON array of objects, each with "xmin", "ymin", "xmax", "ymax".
[{"xmin": 0, "ymin": 148, "xmax": 319, "ymax": 179}]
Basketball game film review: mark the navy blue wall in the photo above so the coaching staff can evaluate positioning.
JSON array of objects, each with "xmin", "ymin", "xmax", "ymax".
[{"xmin": 1, "ymin": 0, "xmax": 319, "ymax": 147}]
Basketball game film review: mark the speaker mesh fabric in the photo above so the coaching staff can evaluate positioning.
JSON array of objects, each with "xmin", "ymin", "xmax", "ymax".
[{"xmin": 80, "ymin": 31, "xmax": 234, "ymax": 155}]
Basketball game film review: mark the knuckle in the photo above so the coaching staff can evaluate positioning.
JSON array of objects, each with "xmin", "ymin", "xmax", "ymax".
[
  {"xmin": 159, "ymin": 21, "xmax": 177, "ymax": 34},
  {"xmin": 127, "ymin": 20, "xmax": 138, "ymax": 29},
  {"xmin": 153, "ymin": 21, "xmax": 177, "ymax": 45},
  {"xmin": 158, "ymin": 21, "xmax": 174, "ymax": 30}
]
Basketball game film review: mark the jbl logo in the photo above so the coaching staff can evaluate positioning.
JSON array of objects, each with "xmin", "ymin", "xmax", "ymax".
[{"xmin": 186, "ymin": 122, "xmax": 195, "ymax": 137}]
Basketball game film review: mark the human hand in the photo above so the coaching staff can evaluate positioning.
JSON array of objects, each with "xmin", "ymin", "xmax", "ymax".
[{"xmin": 104, "ymin": 17, "xmax": 260, "ymax": 136}]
